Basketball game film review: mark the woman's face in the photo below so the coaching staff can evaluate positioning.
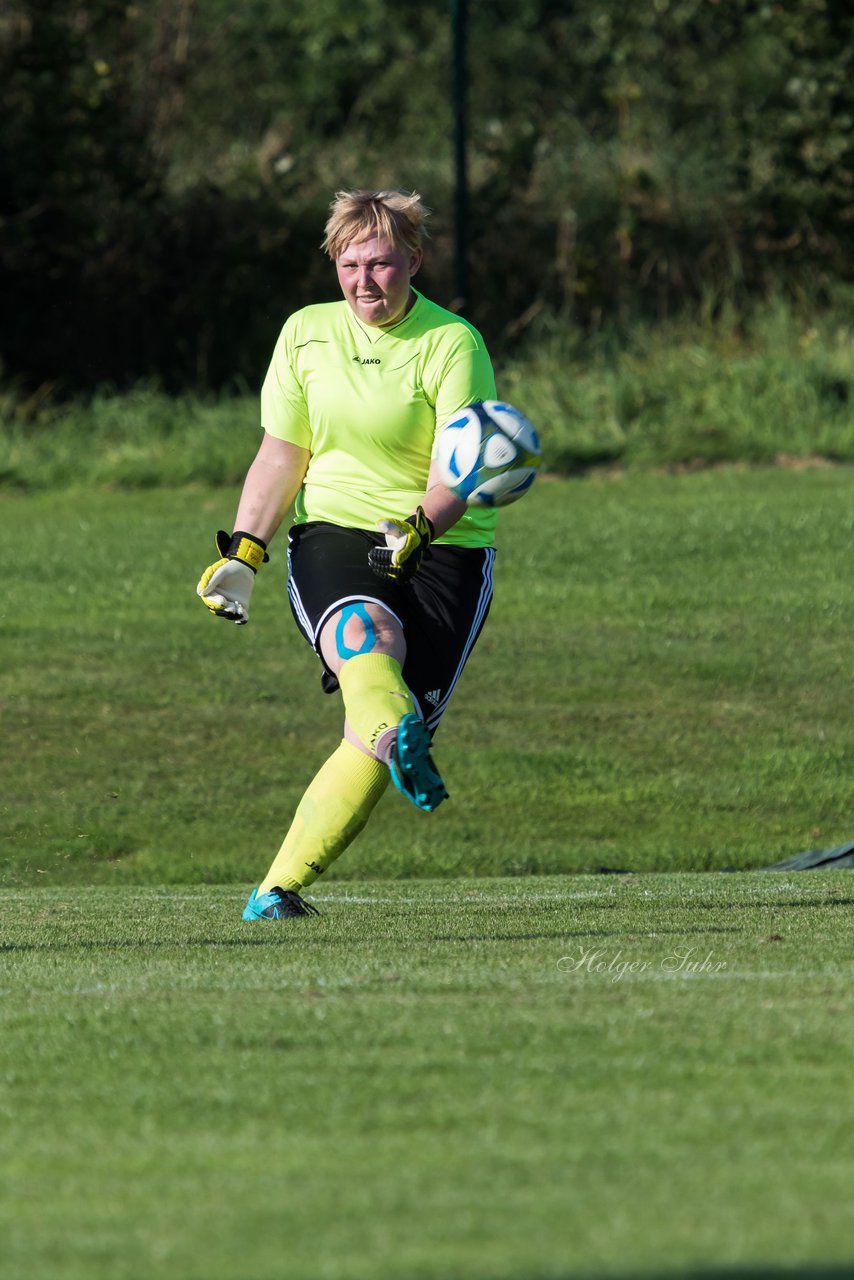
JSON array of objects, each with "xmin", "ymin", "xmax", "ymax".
[{"xmin": 335, "ymin": 233, "xmax": 422, "ymax": 328}]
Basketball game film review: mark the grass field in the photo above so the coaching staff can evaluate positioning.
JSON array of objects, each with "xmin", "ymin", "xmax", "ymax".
[
  {"xmin": 2, "ymin": 465, "xmax": 853, "ymax": 1278},
  {"xmin": 1, "ymin": 873, "xmax": 852, "ymax": 1280},
  {"xmin": 2, "ymin": 466, "xmax": 852, "ymax": 884}
]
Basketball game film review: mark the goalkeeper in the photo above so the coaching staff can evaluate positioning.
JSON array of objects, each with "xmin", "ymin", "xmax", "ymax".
[{"xmin": 197, "ymin": 189, "xmax": 498, "ymax": 921}]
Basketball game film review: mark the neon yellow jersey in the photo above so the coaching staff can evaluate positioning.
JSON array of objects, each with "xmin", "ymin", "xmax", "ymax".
[{"xmin": 260, "ymin": 290, "xmax": 498, "ymax": 547}]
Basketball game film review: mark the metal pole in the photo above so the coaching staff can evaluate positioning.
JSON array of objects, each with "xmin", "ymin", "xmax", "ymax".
[{"xmin": 450, "ymin": 0, "xmax": 469, "ymax": 313}]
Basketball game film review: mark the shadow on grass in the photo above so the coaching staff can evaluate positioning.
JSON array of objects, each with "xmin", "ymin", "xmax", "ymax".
[
  {"xmin": 693, "ymin": 898, "xmax": 854, "ymax": 911},
  {"xmin": 1, "ymin": 930, "xmax": 600, "ymax": 952},
  {"xmin": 0, "ymin": 937, "xmax": 283, "ymax": 952},
  {"xmin": 427, "ymin": 924, "xmax": 747, "ymax": 944},
  {"xmin": 553, "ymin": 1266, "xmax": 853, "ymax": 1280},
  {"xmin": 0, "ymin": 920, "xmax": 753, "ymax": 952},
  {"xmin": 664, "ymin": 1269, "xmax": 850, "ymax": 1280}
]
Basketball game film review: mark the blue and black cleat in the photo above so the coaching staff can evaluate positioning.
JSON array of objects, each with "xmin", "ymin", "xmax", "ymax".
[
  {"xmin": 242, "ymin": 887, "xmax": 320, "ymax": 921},
  {"xmin": 388, "ymin": 713, "xmax": 449, "ymax": 812}
]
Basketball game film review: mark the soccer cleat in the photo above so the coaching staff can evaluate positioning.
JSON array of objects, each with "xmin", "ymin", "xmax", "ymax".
[
  {"xmin": 242, "ymin": 887, "xmax": 320, "ymax": 921},
  {"xmin": 388, "ymin": 713, "xmax": 449, "ymax": 812}
]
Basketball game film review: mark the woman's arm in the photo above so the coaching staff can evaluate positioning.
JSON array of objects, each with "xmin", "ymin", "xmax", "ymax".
[
  {"xmin": 197, "ymin": 432, "xmax": 310, "ymax": 624},
  {"xmin": 232, "ymin": 431, "xmax": 311, "ymax": 544},
  {"xmin": 419, "ymin": 458, "xmax": 468, "ymax": 539}
]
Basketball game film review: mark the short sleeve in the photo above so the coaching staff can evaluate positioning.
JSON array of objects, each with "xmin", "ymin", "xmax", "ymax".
[
  {"xmin": 431, "ymin": 328, "xmax": 497, "ymax": 438},
  {"xmin": 260, "ymin": 320, "xmax": 312, "ymax": 448}
]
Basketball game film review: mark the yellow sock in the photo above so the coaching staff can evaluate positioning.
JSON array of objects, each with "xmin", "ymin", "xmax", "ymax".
[
  {"xmin": 257, "ymin": 740, "xmax": 389, "ymax": 894},
  {"xmin": 336, "ymin": 653, "xmax": 415, "ymax": 756}
]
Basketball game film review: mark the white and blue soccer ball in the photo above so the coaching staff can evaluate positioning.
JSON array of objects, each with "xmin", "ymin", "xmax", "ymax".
[{"xmin": 436, "ymin": 400, "xmax": 542, "ymax": 507}]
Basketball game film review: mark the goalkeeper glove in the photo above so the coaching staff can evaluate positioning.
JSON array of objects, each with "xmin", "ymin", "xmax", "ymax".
[
  {"xmin": 368, "ymin": 507, "xmax": 434, "ymax": 584},
  {"xmin": 196, "ymin": 530, "xmax": 268, "ymax": 625}
]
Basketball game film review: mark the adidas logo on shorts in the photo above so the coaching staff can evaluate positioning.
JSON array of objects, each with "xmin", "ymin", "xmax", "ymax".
[{"xmin": 424, "ymin": 688, "xmax": 442, "ymax": 706}]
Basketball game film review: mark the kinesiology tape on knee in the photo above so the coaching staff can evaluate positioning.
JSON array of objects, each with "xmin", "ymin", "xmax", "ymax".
[
  {"xmin": 337, "ymin": 653, "xmax": 415, "ymax": 756},
  {"xmin": 334, "ymin": 602, "xmax": 377, "ymax": 659}
]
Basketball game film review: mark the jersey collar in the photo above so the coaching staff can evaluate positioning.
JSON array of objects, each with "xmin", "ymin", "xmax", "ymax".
[{"xmin": 345, "ymin": 289, "xmax": 422, "ymax": 344}]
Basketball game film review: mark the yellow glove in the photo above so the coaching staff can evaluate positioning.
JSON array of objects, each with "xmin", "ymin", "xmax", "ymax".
[
  {"xmin": 196, "ymin": 530, "xmax": 268, "ymax": 625},
  {"xmin": 368, "ymin": 507, "xmax": 434, "ymax": 584}
]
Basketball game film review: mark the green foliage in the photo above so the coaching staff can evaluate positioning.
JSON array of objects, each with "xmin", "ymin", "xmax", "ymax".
[
  {"xmin": 503, "ymin": 297, "xmax": 854, "ymax": 472},
  {"xmin": 0, "ymin": 2, "xmax": 165, "ymax": 382},
  {"xmin": 2, "ymin": 876, "xmax": 852, "ymax": 1278},
  {"xmin": 2, "ymin": 1, "xmax": 854, "ymax": 390},
  {"xmin": 0, "ymin": 385, "xmax": 263, "ymax": 489}
]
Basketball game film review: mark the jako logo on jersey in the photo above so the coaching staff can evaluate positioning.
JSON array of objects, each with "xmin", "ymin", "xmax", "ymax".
[{"xmin": 352, "ymin": 356, "xmax": 381, "ymax": 365}]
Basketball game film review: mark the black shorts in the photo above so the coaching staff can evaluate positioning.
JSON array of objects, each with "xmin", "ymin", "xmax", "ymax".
[{"xmin": 285, "ymin": 522, "xmax": 495, "ymax": 733}]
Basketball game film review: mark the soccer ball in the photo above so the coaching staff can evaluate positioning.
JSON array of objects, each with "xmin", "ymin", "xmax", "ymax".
[{"xmin": 436, "ymin": 401, "xmax": 542, "ymax": 507}]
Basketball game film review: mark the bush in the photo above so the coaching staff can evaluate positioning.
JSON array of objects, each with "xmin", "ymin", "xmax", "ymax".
[{"xmin": 2, "ymin": 1, "xmax": 854, "ymax": 393}]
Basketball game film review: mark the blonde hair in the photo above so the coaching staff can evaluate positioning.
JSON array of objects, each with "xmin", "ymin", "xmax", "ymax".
[{"xmin": 321, "ymin": 189, "xmax": 431, "ymax": 259}]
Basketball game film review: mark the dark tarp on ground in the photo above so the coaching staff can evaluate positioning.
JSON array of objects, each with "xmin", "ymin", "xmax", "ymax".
[{"xmin": 762, "ymin": 840, "xmax": 854, "ymax": 871}]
